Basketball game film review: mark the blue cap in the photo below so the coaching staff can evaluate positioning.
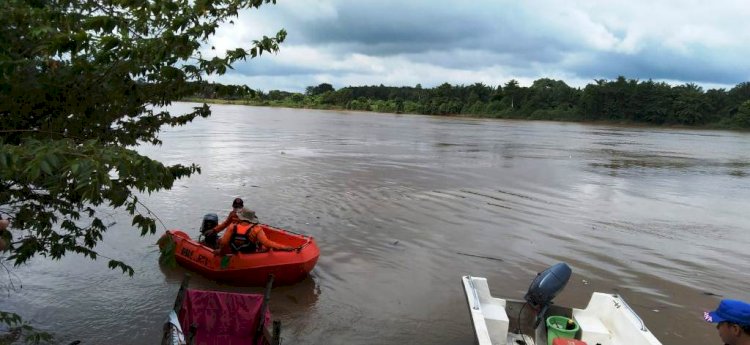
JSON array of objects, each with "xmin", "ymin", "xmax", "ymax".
[{"xmin": 704, "ymin": 299, "xmax": 750, "ymax": 326}]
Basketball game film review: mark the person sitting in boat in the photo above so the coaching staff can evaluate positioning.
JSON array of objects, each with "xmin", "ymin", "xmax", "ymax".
[
  {"xmin": 212, "ymin": 197, "xmax": 245, "ymax": 233},
  {"xmin": 202, "ymin": 197, "xmax": 245, "ymax": 247},
  {"xmin": 215, "ymin": 208, "xmax": 296, "ymax": 255},
  {"xmin": 704, "ymin": 299, "xmax": 750, "ymax": 345}
]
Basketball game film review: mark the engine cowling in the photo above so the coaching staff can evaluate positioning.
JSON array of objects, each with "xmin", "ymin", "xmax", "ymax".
[
  {"xmin": 200, "ymin": 213, "xmax": 218, "ymax": 233},
  {"xmin": 523, "ymin": 262, "xmax": 572, "ymax": 327}
]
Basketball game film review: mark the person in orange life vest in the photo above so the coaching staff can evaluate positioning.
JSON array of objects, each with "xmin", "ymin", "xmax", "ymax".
[
  {"xmin": 215, "ymin": 208, "xmax": 295, "ymax": 255},
  {"xmin": 704, "ymin": 299, "xmax": 750, "ymax": 345},
  {"xmin": 205, "ymin": 197, "xmax": 245, "ymax": 237}
]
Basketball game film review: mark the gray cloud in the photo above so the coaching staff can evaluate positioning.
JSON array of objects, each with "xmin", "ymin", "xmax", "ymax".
[
  {"xmin": 288, "ymin": 0, "xmax": 577, "ymax": 59},
  {"xmin": 566, "ymin": 46, "xmax": 749, "ymax": 86},
  {"xmin": 231, "ymin": 59, "xmax": 323, "ymax": 77},
  {"xmin": 212, "ymin": 0, "xmax": 750, "ymax": 91}
]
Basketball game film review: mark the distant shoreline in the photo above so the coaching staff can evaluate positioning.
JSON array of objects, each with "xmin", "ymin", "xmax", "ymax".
[{"xmin": 180, "ymin": 97, "xmax": 745, "ymax": 132}]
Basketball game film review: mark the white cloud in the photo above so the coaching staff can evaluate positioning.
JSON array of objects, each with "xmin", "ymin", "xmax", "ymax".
[{"xmin": 205, "ymin": 0, "xmax": 750, "ymax": 91}]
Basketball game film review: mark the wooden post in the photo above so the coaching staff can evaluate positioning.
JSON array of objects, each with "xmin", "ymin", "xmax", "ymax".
[
  {"xmin": 254, "ymin": 274, "xmax": 274, "ymax": 343},
  {"xmin": 272, "ymin": 321, "xmax": 281, "ymax": 345},
  {"xmin": 161, "ymin": 274, "xmax": 191, "ymax": 345},
  {"xmin": 173, "ymin": 274, "xmax": 191, "ymax": 313}
]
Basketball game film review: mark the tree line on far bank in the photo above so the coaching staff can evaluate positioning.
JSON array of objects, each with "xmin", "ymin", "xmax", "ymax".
[{"xmin": 186, "ymin": 77, "xmax": 750, "ymax": 129}]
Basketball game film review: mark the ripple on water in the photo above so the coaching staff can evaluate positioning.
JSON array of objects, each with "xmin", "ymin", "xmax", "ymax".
[{"xmin": 4, "ymin": 104, "xmax": 750, "ymax": 345}]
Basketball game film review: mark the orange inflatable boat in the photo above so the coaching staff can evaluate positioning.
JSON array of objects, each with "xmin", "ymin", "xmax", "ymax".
[{"xmin": 160, "ymin": 224, "xmax": 319, "ymax": 286}]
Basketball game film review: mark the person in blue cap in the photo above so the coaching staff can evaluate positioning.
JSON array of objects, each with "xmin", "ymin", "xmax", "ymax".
[{"xmin": 704, "ymin": 299, "xmax": 750, "ymax": 345}]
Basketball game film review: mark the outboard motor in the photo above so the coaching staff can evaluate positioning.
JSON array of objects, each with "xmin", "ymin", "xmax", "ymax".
[
  {"xmin": 523, "ymin": 262, "xmax": 572, "ymax": 328},
  {"xmin": 200, "ymin": 213, "xmax": 219, "ymax": 248}
]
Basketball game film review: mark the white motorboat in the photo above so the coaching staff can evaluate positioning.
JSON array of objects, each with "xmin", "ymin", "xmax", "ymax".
[{"xmin": 461, "ymin": 263, "xmax": 663, "ymax": 345}]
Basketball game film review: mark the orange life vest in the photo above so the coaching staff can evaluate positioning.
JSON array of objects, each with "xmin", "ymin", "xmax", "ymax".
[{"xmin": 229, "ymin": 222, "xmax": 260, "ymax": 253}]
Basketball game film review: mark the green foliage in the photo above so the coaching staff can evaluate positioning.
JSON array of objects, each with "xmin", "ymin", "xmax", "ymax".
[
  {"xmin": 305, "ymin": 83, "xmax": 335, "ymax": 96},
  {"xmin": 0, "ymin": 311, "xmax": 52, "ymax": 344},
  {"xmin": 732, "ymin": 101, "xmax": 750, "ymax": 128},
  {"xmin": 0, "ymin": 137, "xmax": 196, "ymax": 268},
  {"xmin": 672, "ymin": 83, "xmax": 709, "ymax": 125},
  {"xmin": 157, "ymin": 234, "xmax": 177, "ymax": 268},
  {"xmin": 229, "ymin": 77, "xmax": 750, "ymax": 128},
  {"xmin": 1, "ymin": 0, "xmax": 284, "ymax": 267},
  {"xmin": 0, "ymin": 0, "xmax": 285, "ymax": 333}
]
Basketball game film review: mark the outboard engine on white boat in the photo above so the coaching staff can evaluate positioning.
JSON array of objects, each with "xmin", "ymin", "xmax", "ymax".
[
  {"xmin": 523, "ymin": 262, "xmax": 572, "ymax": 328},
  {"xmin": 200, "ymin": 213, "xmax": 219, "ymax": 247}
]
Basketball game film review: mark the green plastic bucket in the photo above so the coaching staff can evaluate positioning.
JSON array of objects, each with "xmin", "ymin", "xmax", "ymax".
[{"xmin": 546, "ymin": 315, "xmax": 579, "ymax": 345}]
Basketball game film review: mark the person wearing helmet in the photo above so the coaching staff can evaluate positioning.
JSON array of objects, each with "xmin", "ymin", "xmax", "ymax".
[
  {"xmin": 704, "ymin": 299, "xmax": 750, "ymax": 345},
  {"xmin": 215, "ymin": 208, "xmax": 295, "ymax": 255}
]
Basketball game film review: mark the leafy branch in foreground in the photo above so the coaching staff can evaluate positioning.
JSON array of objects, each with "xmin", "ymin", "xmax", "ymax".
[
  {"xmin": 0, "ymin": 0, "xmax": 286, "ymax": 340},
  {"xmin": 1, "ymin": 0, "xmax": 284, "ymax": 273},
  {"xmin": 0, "ymin": 311, "xmax": 52, "ymax": 344}
]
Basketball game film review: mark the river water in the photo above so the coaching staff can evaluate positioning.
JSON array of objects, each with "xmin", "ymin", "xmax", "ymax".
[{"xmin": 2, "ymin": 103, "xmax": 749, "ymax": 344}]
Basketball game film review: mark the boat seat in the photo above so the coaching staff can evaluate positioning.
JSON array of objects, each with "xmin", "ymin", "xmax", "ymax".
[
  {"xmin": 483, "ymin": 300, "xmax": 510, "ymax": 344},
  {"xmin": 573, "ymin": 313, "xmax": 610, "ymax": 345},
  {"xmin": 573, "ymin": 292, "xmax": 665, "ymax": 345}
]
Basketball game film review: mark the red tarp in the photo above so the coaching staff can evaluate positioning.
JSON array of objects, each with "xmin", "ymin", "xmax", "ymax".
[{"xmin": 179, "ymin": 289, "xmax": 272, "ymax": 345}]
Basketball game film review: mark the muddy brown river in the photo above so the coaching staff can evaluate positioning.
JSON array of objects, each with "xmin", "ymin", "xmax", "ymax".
[{"xmin": 2, "ymin": 103, "xmax": 749, "ymax": 344}]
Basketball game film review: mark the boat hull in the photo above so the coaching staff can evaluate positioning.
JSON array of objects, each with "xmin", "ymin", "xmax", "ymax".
[
  {"xmin": 161, "ymin": 226, "xmax": 319, "ymax": 285},
  {"xmin": 461, "ymin": 275, "xmax": 663, "ymax": 345}
]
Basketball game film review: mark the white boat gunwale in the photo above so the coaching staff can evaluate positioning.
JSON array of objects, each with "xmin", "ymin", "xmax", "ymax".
[{"xmin": 461, "ymin": 275, "xmax": 663, "ymax": 345}]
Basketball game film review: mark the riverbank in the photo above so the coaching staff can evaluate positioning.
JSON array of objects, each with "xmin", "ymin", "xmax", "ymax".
[{"xmin": 180, "ymin": 97, "xmax": 747, "ymax": 131}]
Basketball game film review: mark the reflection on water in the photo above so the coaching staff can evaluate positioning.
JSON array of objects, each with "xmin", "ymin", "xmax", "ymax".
[{"xmin": 1, "ymin": 103, "xmax": 749, "ymax": 345}]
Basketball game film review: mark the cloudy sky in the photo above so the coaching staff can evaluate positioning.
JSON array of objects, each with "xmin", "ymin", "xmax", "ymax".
[{"xmin": 205, "ymin": 0, "xmax": 750, "ymax": 92}]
